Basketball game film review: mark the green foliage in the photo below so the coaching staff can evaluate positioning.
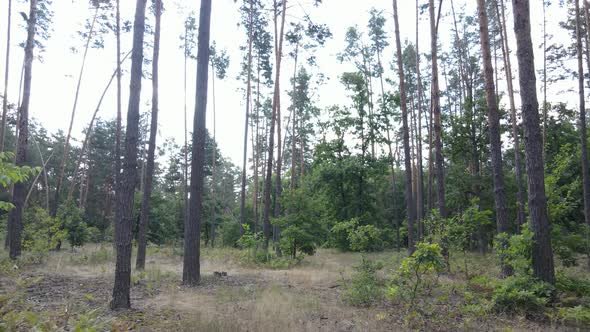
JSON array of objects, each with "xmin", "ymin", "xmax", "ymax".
[
  {"xmin": 329, "ymin": 218, "xmax": 384, "ymax": 252},
  {"xmin": 59, "ymin": 202, "xmax": 89, "ymax": 248},
  {"xmin": 274, "ymin": 187, "xmax": 324, "ymax": 259},
  {"xmin": 556, "ymin": 271, "xmax": 590, "ymax": 298},
  {"xmin": 22, "ymin": 206, "xmax": 66, "ymax": 254},
  {"xmin": 343, "ymin": 257, "xmax": 384, "ymax": 306},
  {"xmin": 494, "ymin": 224, "xmax": 533, "ymax": 275},
  {"xmin": 0, "ymin": 151, "xmax": 38, "ymax": 211},
  {"xmin": 491, "ymin": 275, "xmax": 554, "ymax": 315},
  {"xmin": 348, "ymin": 224, "xmax": 383, "ymax": 252},
  {"xmin": 389, "ymin": 242, "xmax": 445, "ymax": 306},
  {"xmin": 218, "ymin": 219, "xmax": 242, "ymax": 247},
  {"xmin": 557, "ymin": 306, "xmax": 590, "ymax": 326}
]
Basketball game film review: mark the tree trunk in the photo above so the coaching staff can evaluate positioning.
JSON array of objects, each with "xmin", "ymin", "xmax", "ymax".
[
  {"xmin": 477, "ymin": 0, "xmax": 511, "ymax": 276},
  {"xmin": 136, "ymin": 0, "xmax": 161, "ymax": 271},
  {"xmin": 273, "ymin": 0, "xmax": 288, "ymax": 256},
  {"xmin": 183, "ymin": 0, "xmax": 212, "ymax": 286},
  {"xmin": 114, "ymin": 0, "xmax": 122, "ymax": 227},
  {"xmin": 239, "ymin": 0, "xmax": 254, "ymax": 236},
  {"xmin": 8, "ymin": 0, "xmax": 36, "ymax": 260},
  {"xmin": 496, "ymin": 0, "xmax": 526, "ymax": 230},
  {"xmin": 52, "ymin": 6, "xmax": 100, "ymax": 218},
  {"xmin": 415, "ymin": 0, "xmax": 424, "ymax": 239},
  {"xmin": 575, "ymin": 0, "xmax": 590, "ymax": 258},
  {"xmin": 263, "ymin": 0, "xmax": 287, "ymax": 248},
  {"xmin": 210, "ymin": 64, "xmax": 217, "ymax": 247},
  {"xmin": 429, "ymin": 0, "xmax": 446, "ymax": 218},
  {"xmin": 0, "ymin": 0, "xmax": 12, "ymax": 152},
  {"xmin": 510, "ymin": 0, "xmax": 555, "ymax": 285},
  {"xmin": 111, "ymin": 0, "xmax": 147, "ymax": 310},
  {"xmin": 393, "ymin": 0, "xmax": 415, "ymax": 254}
]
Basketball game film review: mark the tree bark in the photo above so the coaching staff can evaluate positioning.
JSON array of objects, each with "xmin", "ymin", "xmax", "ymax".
[
  {"xmin": 263, "ymin": 0, "xmax": 287, "ymax": 248},
  {"xmin": 429, "ymin": 0, "xmax": 446, "ymax": 218},
  {"xmin": 111, "ymin": 0, "xmax": 147, "ymax": 310},
  {"xmin": 393, "ymin": 0, "xmax": 415, "ymax": 253},
  {"xmin": 496, "ymin": 0, "xmax": 526, "ymax": 230},
  {"xmin": 239, "ymin": 0, "xmax": 254, "ymax": 236},
  {"xmin": 210, "ymin": 63, "xmax": 218, "ymax": 247},
  {"xmin": 510, "ymin": 0, "xmax": 555, "ymax": 285},
  {"xmin": 183, "ymin": 0, "xmax": 212, "ymax": 286},
  {"xmin": 114, "ymin": 0, "xmax": 122, "ymax": 226},
  {"xmin": 8, "ymin": 0, "xmax": 36, "ymax": 260},
  {"xmin": 0, "ymin": 0, "xmax": 12, "ymax": 152},
  {"xmin": 415, "ymin": 0, "xmax": 424, "ymax": 239},
  {"xmin": 477, "ymin": 0, "xmax": 511, "ymax": 276},
  {"xmin": 575, "ymin": 0, "xmax": 590, "ymax": 255},
  {"xmin": 136, "ymin": 0, "xmax": 161, "ymax": 270}
]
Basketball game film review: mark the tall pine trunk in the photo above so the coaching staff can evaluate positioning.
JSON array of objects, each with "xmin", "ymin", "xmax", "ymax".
[
  {"xmin": 393, "ymin": 0, "xmax": 415, "ymax": 253},
  {"xmin": 496, "ymin": 0, "xmax": 525, "ymax": 229},
  {"xmin": 114, "ymin": 0, "xmax": 122, "ymax": 222},
  {"xmin": 263, "ymin": 0, "xmax": 287, "ymax": 248},
  {"xmin": 510, "ymin": 0, "xmax": 555, "ymax": 285},
  {"xmin": 111, "ymin": 0, "xmax": 147, "ymax": 310},
  {"xmin": 415, "ymin": 0, "xmax": 424, "ymax": 239},
  {"xmin": 0, "ymin": 0, "xmax": 12, "ymax": 152},
  {"xmin": 575, "ymin": 0, "xmax": 590, "ymax": 266},
  {"xmin": 477, "ymin": 0, "xmax": 511, "ymax": 276},
  {"xmin": 239, "ymin": 0, "xmax": 254, "ymax": 236},
  {"xmin": 136, "ymin": 0, "xmax": 161, "ymax": 270},
  {"xmin": 7, "ymin": 0, "xmax": 36, "ymax": 259},
  {"xmin": 429, "ymin": 0, "xmax": 446, "ymax": 218},
  {"xmin": 183, "ymin": 0, "xmax": 212, "ymax": 286},
  {"xmin": 210, "ymin": 63, "xmax": 218, "ymax": 247}
]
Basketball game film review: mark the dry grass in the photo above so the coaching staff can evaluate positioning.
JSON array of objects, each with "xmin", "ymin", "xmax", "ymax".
[{"xmin": 0, "ymin": 244, "xmax": 565, "ymax": 331}]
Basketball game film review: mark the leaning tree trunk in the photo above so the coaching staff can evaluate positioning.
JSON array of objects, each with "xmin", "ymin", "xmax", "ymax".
[
  {"xmin": 496, "ymin": 0, "xmax": 525, "ymax": 230},
  {"xmin": 0, "ymin": 0, "xmax": 12, "ymax": 152},
  {"xmin": 136, "ymin": 0, "xmax": 161, "ymax": 271},
  {"xmin": 393, "ymin": 0, "xmax": 415, "ymax": 254},
  {"xmin": 67, "ymin": 51, "xmax": 130, "ymax": 201},
  {"xmin": 429, "ymin": 0, "xmax": 446, "ymax": 218},
  {"xmin": 511, "ymin": 0, "xmax": 555, "ymax": 285},
  {"xmin": 477, "ymin": 0, "xmax": 511, "ymax": 277},
  {"xmin": 8, "ymin": 0, "xmax": 36, "ymax": 260},
  {"xmin": 183, "ymin": 0, "xmax": 212, "ymax": 286},
  {"xmin": 575, "ymin": 0, "xmax": 590, "ymax": 268},
  {"xmin": 239, "ymin": 0, "xmax": 254, "ymax": 236},
  {"xmin": 111, "ymin": 0, "xmax": 147, "ymax": 310},
  {"xmin": 52, "ymin": 6, "xmax": 100, "ymax": 219}
]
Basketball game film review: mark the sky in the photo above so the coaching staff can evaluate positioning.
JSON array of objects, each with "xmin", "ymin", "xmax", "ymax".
[{"xmin": 0, "ymin": 0, "xmax": 573, "ymax": 167}]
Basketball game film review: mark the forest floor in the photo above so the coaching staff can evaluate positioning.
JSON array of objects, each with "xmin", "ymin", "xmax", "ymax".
[{"xmin": 0, "ymin": 244, "xmax": 582, "ymax": 331}]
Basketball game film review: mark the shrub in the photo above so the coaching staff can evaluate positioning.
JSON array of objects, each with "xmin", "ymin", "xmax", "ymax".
[
  {"xmin": 22, "ymin": 207, "xmax": 66, "ymax": 254},
  {"xmin": 389, "ymin": 242, "xmax": 445, "ymax": 306},
  {"xmin": 349, "ymin": 225, "xmax": 383, "ymax": 252},
  {"xmin": 329, "ymin": 218, "xmax": 358, "ymax": 251},
  {"xmin": 556, "ymin": 271, "xmax": 590, "ymax": 297},
  {"xmin": 329, "ymin": 219, "xmax": 384, "ymax": 252},
  {"xmin": 557, "ymin": 306, "xmax": 590, "ymax": 327},
  {"xmin": 59, "ymin": 202, "xmax": 89, "ymax": 248},
  {"xmin": 491, "ymin": 275, "xmax": 554, "ymax": 315},
  {"xmin": 219, "ymin": 219, "xmax": 242, "ymax": 247},
  {"xmin": 343, "ymin": 257, "xmax": 384, "ymax": 306},
  {"xmin": 494, "ymin": 224, "xmax": 533, "ymax": 275}
]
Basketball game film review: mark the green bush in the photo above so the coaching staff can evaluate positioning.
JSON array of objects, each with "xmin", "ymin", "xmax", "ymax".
[
  {"xmin": 557, "ymin": 306, "xmax": 590, "ymax": 327},
  {"xmin": 329, "ymin": 218, "xmax": 384, "ymax": 252},
  {"xmin": 390, "ymin": 242, "xmax": 445, "ymax": 306},
  {"xmin": 349, "ymin": 224, "xmax": 383, "ymax": 252},
  {"xmin": 492, "ymin": 275, "xmax": 554, "ymax": 315},
  {"xmin": 22, "ymin": 207, "xmax": 66, "ymax": 254},
  {"xmin": 343, "ymin": 257, "xmax": 384, "ymax": 306},
  {"xmin": 494, "ymin": 224, "xmax": 533, "ymax": 275},
  {"xmin": 329, "ymin": 218, "xmax": 358, "ymax": 251},
  {"xmin": 556, "ymin": 271, "xmax": 590, "ymax": 297},
  {"xmin": 219, "ymin": 219, "xmax": 242, "ymax": 247},
  {"xmin": 59, "ymin": 202, "xmax": 89, "ymax": 248}
]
